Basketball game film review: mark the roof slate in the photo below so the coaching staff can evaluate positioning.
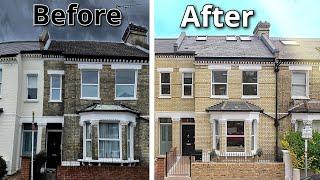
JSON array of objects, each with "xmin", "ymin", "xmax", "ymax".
[
  {"xmin": 289, "ymin": 101, "xmax": 320, "ymax": 113},
  {"xmin": 155, "ymin": 38, "xmax": 177, "ymax": 54},
  {"xmin": 206, "ymin": 101, "xmax": 263, "ymax": 112},
  {"xmin": 48, "ymin": 40, "xmax": 148, "ymax": 58},
  {"xmin": 77, "ymin": 103, "xmax": 140, "ymax": 114},
  {"xmin": 271, "ymin": 38, "xmax": 320, "ymax": 60},
  {"xmin": 0, "ymin": 41, "xmax": 40, "ymax": 56}
]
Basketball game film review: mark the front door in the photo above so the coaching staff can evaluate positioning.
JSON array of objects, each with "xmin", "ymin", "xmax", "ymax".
[
  {"xmin": 182, "ymin": 125, "xmax": 195, "ymax": 156},
  {"xmin": 46, "ymin": 131, "xmax": 62, "ymax": 169}
]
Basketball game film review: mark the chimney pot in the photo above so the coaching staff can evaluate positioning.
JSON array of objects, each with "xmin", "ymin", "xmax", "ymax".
[
  {"xmin": 122, "ymin": 23, "xmax": 148, "ymax": 49},
  {"xmin": 253, "ymin": 21, "xmax": 270, "ymax": 37}
]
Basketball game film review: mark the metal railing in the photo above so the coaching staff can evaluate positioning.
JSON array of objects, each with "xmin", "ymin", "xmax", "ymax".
[
  {"xmin": 198, "ymin": 152, "xmax": 281, "ymax": 163},
  {"xmin": 165, "ymin": 147, "xmax": 192, "ymax": 177}
]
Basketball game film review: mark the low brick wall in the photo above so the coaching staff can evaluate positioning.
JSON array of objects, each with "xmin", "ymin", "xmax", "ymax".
[
  {"xmin": 191, "ymin": 162, "xmax": 285, "ymax": 180},
  {"xmin": 155, "ymin": 157, "xmax": 166, "ymax": 180},
  {"xmin": 20, "ymin": 156, "xmax": 31, "ymax": 180},
  {"xmin": 56, "ymin": 166, "xmax": 149, "ymax": 180}
]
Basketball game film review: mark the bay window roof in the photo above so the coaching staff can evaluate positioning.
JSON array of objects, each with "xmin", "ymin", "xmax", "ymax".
[
  {"xmin": 289, "ymin": 101, "xmax": 320, "ymax": 113},
  {"xmin": 206, "ymin": 101, "xmax": 263, "ymax": 112},
  {"xmin": 77, "ymin": 103, "xmax": 140, "ymax": 115}
]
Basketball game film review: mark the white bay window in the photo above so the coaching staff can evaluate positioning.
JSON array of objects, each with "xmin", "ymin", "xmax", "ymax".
[{"xmin": 99, "ymin": 123, "xmax": 120, "ymax": 158}]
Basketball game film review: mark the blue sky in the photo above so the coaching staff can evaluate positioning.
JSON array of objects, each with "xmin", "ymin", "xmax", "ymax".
[{"xmin": 155, "ymin": 0, "xmax": 320, "ymax": 38}]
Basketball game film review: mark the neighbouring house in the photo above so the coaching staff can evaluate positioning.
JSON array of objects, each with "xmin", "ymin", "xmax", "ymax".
[
  {"xmin": 154, "ymin": 21, "xmax": 320, "ymax": 179},
  {"xmin": 0, "ymin": 23, "xmax": 149, "ymax": 176}
]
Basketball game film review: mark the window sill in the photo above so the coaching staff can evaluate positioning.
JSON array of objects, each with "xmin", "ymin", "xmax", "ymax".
[
  {"xmin": 291, "ymin": 96, "xmax": 310, "ymax": 100},
  {"xmin": 241, "ymin": 96, "xmax": 260, "ymax": 99},
  {"xmin": 158, "ymin": 96, "xmax": 171, "ymax": 99},
  {"xmin": 49, "ymin": 100, "xmax": 62, "ymax": 103},
  {"xmin": 77, "ymin": 158, "xmax": 139, "ymax": 164},
  {"xmin": 80, "ymin": 97, "xmax": 101, "ymax": 101},
  {"xmin": 25, "ymin": 99, "xmax": 39, "ymax": 103},
  {"xmin": 210, "ymin": 95, "xmax": 229, "ymax": 99},
  {"xmin": 181, "ymin": 96, "xmax": 193, "ymax": 99},
  {"xmin": 114, "ymin": 97, "xmax": 137, "ymax": 101}
]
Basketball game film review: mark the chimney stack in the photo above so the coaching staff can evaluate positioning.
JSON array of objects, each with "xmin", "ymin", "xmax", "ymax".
[
  {"xmin": 122, "ymin": 23, "xmax": 148, "ymax": 49},
  {"xmin": 39, "ymin": 27, "xmax": 50, "ymax": 50},
  {"xmin": 253, "ymin": 21, "xmax": 270, "ymax": 37}
]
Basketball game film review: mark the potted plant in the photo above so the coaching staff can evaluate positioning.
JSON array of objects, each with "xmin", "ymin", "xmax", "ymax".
[
  {"xmin": 256, "ymin": 148, "xmax": 263, "ymax": 157},
  {"xmin": 34, "ymin": 151, "xmax": 47, "ymax": 180},
  {"xmin": 0, "ymin": 156, "xmax": 7, "ymax": 178},
  {"xmin": 209, "ymin": 150, "xmax": 216, "ymax": 161}
]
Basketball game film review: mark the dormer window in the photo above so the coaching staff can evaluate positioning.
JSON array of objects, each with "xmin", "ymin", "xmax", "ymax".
[
  {"xmin": 226, "ymin": 36, "xmax": 237, "ymax": 41},
  {"xmin": 281, "ymin": 40, "xmax": 299, "ymax": 46},
  {"xmin": 196, "ymin": 36, "xmax": 207, "ymax": 41}
]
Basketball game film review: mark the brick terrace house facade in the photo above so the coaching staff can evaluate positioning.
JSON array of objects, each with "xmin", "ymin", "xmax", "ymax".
[
  {"xmin": 154, "ymin": 21, "xmax": 320, "ymax": 167},
  {"xmin": 0, "ymin": 23, "xmax": 149, "ymax": 175}
]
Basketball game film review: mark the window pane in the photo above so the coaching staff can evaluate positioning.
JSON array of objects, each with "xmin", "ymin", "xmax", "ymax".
[
  {"xmin": 115, "ymin": 70, "xmax": 135, "ymax": 84},
  {"xmin": 292, "ymin": 72, "xmax": 306, "ymax": 84},
  {"xmin": 213, "ymin": 84, "xmax": 227, "ymax": 95},
  {"xmin": 86, "ymin": 123, "xmax": 91, "ymax": 139},
  {"xmin": 160, "ymin": 124, "xmax": 172, "ymax": 155},
  {"xmin": 243, "ymin": 71, "xmax": 257, "ymax": 83},
  {"xmin": 184, "ymin": 85, "xmax": 192, "ymax": 96},
  {"xmin": 184, "ymin": 73, "xmax": 192, "ymax": 84},
  {"xmin": 22, "ymin": 131, "xmax": 37, "ymax": 156},
  {"xmin": 28, "ymin": 74, "xmax": 37, "ymax": 88},
  {"xmin": 82, "ymin": 71, "xmax": 98, "ymax": 84},
  {"xmin": 292, "ymin": 85, "xmax": 306, "ymax": 97},
  {"xmin": 51, "ymin": 75, "xmax": 61, "ymax": 88},
  {"xmin": 28, "ymin": 88, "xmax": 37, "ymax": 99},
  {"xmin": 86, "ymin": 141, "xmax": 92, "ymax": 157},
  {"xmin": 51, "ymin": 89, "xmax": 60, "ymax": 100},
  {"xmin": 227, "ymin": 121, "xmax": 244, "ymax": 135},
  {"xmin": 99, "ymin": 123, "xmax": 119, "ymax": 139},
  {"xmin": 161, "ymin": 73, "xmax": 170, "ymax": 83},
  {"xmin": 82, "ymin": 85, "xmax": 98, "ymax": 97},
  {"xmin": 99, "ymin": 140, "xmax": 120, "ymax": 158},
  {"xmin": 243, "ymin": 84, "xmax": 257, "ymax": 96},
  {"xmin": 213, "ymin": 71, "xmax": 227, "ymax": 83},
  {"xmin": 116, "ymin": 85, "xmax": 134, "ymax": 98},
  {"xmin": 161, "ymin": 84, "xmax": 170, "ymax": 95},
  {"xmin": 227, "ymin": 137, "xmax": 244, "ymax": 152}
]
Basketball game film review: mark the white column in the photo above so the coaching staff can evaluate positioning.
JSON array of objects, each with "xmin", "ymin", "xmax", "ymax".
[
  {"xmin": 130, "ymin": 123, "xmax": 136, "ymax": 160},
  {"xmin": 282, "ymin": 150, "xmax": 293, "ymax": 180},
  {"xmin": 36, "ymin": 123, "xmax": 47, "ymax": 153}
]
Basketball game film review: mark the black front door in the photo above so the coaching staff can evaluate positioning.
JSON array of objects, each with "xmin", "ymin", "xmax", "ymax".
[
  {"xmin": 47, "ymin": 132, "xmax": 62, "ymax": 169},
  {"xmin": 182, "ymin": 125, "xmax": 195, "ymax": 156}
]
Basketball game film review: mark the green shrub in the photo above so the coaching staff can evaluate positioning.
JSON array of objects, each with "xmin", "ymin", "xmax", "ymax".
[
  {"xmin": 0, "ymin": 156, "xmax": 7, "ymax": 178},
  {"xmin": 281, "ymin": 131, "xmax": 320, "ymax": 173}
]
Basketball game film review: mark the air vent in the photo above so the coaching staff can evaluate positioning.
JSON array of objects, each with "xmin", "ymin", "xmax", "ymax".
[
  {"xmin": 281, "ymin": 40, "xmax": 299, "ymax": 46},
  {"xmin": 239, "ymin": 36, "xmax": 251, "ymax": 41},
  {"xmin": 196, "ymin": 36, "xmax": 207, "ymax": 41},
  {"xmin": 226, "ymin": 36, "xmax": 237, "ymax": 41}
]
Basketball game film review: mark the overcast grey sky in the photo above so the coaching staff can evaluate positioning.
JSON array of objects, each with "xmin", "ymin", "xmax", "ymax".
[{"xmin": 0, "ymin": 0, "xmax": 149, "ymax": 42}]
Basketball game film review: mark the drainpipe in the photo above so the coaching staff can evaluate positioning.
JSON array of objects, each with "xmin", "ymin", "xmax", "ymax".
[{"xmin": 274, "ymin": 52, "xmax": 280, "ymax": 161}]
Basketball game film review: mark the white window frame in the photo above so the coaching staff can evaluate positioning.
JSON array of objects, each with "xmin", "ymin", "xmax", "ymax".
[
  {"xmin": 291, "ymin": 70, "xmax": 309, "ymax": 99},
  {"xmin": 213, "ymin": 120, "xmax": 220, "ymax": 151},
  {"xmin": 80, "ymin": 70, "xmax": 100, "ymax": 100},
  {"xmin": 159, "ymin": 72, "xmax": 171, "ymax": 98},
  {"xmin": 251, "ymin": 120, "xmax": 257, "ymax": 152},
  {"xmin": 226, "ymin": 120, "xmax": 245, "ymax": 153},
  {"xmin": 114, "ymin": 69, "xmax": 138, "ymax": 100},
  {"xmin": 26, "ymin": 73, "xmax": 38, "ymax": 101},
  {"xmin": 21, "ymin": 124, "xmax": 38, "ymax": 156},
  {"xmin": 211, "ymin": 70, "xmax": 228, "ymax": 99},
  {"xmin": 84, "ymin": 122, "xmax": 92, "ymax": 158},
  {"xmin": 182, "ymin": 72, "xmax": 193, "ymax": 98},
  {"xmin": 98, "ymin": 122, "xmax": 121, "ymax": 160},
  {"xmin": 242, "ymin": 70, "xmax": 259, "ymax": 99},
  {"xmin": 49, "ymin": 74, "xmax": 62, "ymax": 102}
]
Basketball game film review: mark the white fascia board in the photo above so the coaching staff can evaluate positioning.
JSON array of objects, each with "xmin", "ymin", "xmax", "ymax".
[
  {"xmin": 209, "ymin": 112, "xmax": 260, "ymax": 123},
  {"xmin": 157, "ymin": 68, "xmax": 173, "ymax": 72},
  {"xmin": 208, "ymin": 65, "xmax": 231, "ymax": 70},
  {"xmin": 179, "ymin": 68, "xmax": 195, "ymax": 72},
  {"xmin": 47, "ymin": 70, "xmax": 65, "ymax": 75},
  {"xmin": 78, "ymin": 64, "xmax": 103, "ymax": 70},
  {"xmin": 79, "ymin": 111, "xmax": 137, "ymax": 126},
  {"xmin": 291, "ymin": 113, "xmax": 320, "ymax": 123},
  {"xmin": 239, "ymin": 65, "xmax": 262, "ymax": 70},
  {"xmin": 289, "ymin": 65, "xmax": 312, "ymax": 71},
  {"xmin": 111, "ymin": 64, "xmax": 142, "ymax": 69}
]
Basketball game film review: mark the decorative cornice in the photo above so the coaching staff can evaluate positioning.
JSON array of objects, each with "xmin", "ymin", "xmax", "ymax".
[
  {"xmin": 156, "ymin": 54, "xmax": 195, "ymax": 59},
  {"xmin": 0, "ymin": 57, "xmax": 17, "ymax": 63}
]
